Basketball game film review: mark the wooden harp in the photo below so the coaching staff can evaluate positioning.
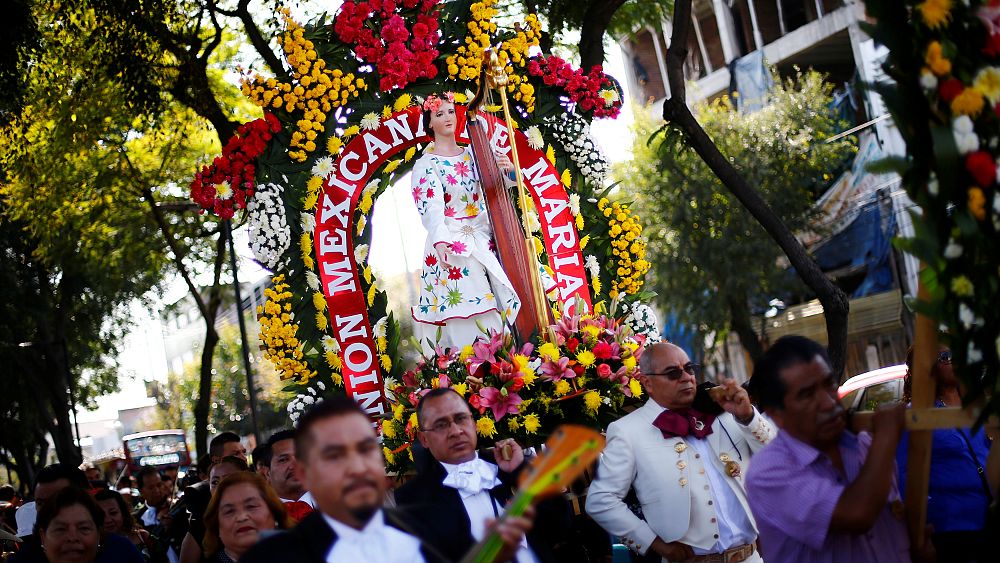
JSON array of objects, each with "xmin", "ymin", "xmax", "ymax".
[{"xmin": 465, "ymin": 50, "xmax": 553, "ymax": 344}]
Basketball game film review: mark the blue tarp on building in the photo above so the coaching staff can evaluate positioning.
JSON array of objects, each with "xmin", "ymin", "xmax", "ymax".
[{"xmin": 811, "ymin": 195, "xmax": 896, "ymax": 298}]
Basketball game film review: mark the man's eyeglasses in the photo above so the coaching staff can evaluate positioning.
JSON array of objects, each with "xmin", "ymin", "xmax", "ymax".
[
  {"xmin": 938, "ymin": 350, "xmax": 952, "ymax": 365},
  {"xmin": 645, "ymin": 363, "xmax": 701, "ymax": 380},
  {"xmin": 422, "ymin": 412, "xmax": 472, "ymax": 433}
]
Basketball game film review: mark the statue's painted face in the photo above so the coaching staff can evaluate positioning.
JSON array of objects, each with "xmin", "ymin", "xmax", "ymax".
[{"xmin": 428, "ymin": 101, "xmax": 458, "ymax": 139}]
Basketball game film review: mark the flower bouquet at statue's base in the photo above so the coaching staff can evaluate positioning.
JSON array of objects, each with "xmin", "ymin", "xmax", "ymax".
[{"xmin": 380, "ymin": 313, "xmax": 649, "ymax": 475}]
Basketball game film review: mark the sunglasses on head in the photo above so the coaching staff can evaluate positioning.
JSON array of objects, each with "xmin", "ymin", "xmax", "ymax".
[{"xmin": 646, "ymin": 362, "xmax": 701, "ymax": 380}]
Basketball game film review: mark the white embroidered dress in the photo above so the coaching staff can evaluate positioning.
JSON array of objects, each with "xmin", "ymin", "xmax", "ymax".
[{"xmin": 410, "ymin": 147, "xmax": 520, "ymax": 350}]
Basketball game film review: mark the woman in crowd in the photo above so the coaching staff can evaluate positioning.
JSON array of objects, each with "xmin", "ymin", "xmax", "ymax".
[
  {"xmin": 179, "ymin": 456, "xmax": 250, "ymax": 563},
  {"xmin": 898, "ymin": 347, "xmax": 996, "ymax": 562},
  {"xmin": 35, "ymin": 487, "xmax": 103, "ymax": 563},
  {"xmin": 93, "ymin": 489, "xmax": 164, "ymax": 563},
  {"xmin": 201, "ymin": 472, "xmax": 291, "ymax": 563}
]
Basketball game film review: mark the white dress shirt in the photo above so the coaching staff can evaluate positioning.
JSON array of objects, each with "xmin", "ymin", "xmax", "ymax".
[
  {"xmin": 440, "ymin": 455, "xmax": 538, "ymax": 563},
  {"xmin": 686, "ymin": 437, "xmax": 757, "ymax": 555},
  {"xmin": 323, "ymin": 509, "xmax": 424, "ymax": 563}
]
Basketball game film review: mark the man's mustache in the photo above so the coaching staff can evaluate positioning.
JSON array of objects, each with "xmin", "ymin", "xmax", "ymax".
[{"xmin": 817, "ymin": 404, "xmax": 845, "ymax": 425}]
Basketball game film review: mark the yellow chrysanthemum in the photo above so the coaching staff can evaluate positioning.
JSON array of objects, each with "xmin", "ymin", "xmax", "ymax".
[
  {"xmin": 393, "ymin": 403, "xmax": 405, "ymax": 421},
  {"xmin": 629, "ymin": 378, "xmax": 643, "ymax": 398},
  {"xmin": 394, "ymin": 93, "xmax": 412, "ymax": 112},
  {"xmin": 584, "ymin": 391, "xmax": 601, "ymax": 413},
  {"xmin": 545, "ymin": 145, "xmax": 555, "ymax": 164},
  {"xmin": 384, "ymin": 159, "xmax": 402, "ymax": 174},
  {"xmin": 538, "ymin": 342, "xmax": 560, "ymax": 360},
  {"xmin": 408, "ymin": 412, "xmax": 419, "ymax": 430},
  {"xmin": 476, "ymin": 417, "xmax": 498, "ymax": 438},
  {"xmin": 952, "ymin": 88, "xmax": 985, "ymax": 117},
  {"xmin": 404, "ymin": 146, "xmax": 417, "ymax": 162},
  {"xmin": 523, "ymin": 414, "xmax": 541, "ymax": 434},
  {"xmin": 925, "ymin": 41, "xmax": 952, "ymax": 76},
  {"xmin": 380, "ymin": 354, "xmax": 392, "ymax": 371},
  {"xmin": 554, "ymin": 380, "xmax": 571, "ymax": 396},
  {"xmin": 460, "ymin": 344, "xmax": 475, "ymax": 361},
  {"xmin": 624, "ymin": 356, "xmax": 637, "ymax": 371},
  {"xmin": 382, "ymin": 419, "xmax": 397, "ymax": 439},
  {"xmin": 521, "ymin": 371, "xmax": 536, "ymax": 387},
  {"xmin": 327, "ymin": 135, "xmax": 343, "ymax": 155},
  {"xmin": 383, "ymin": 446, "xmax": 395, "ymax": 465},
  {"xmin": 561, "ymin": 169, "xmax": 572, "ymax": 187},
  {"xmin": 452, "ymin": 382, "xmax": 468, "ymax": 397},
  {"xmin": 974, "ymin": 67, "xmax": 1000, "ymax": 104},
  {"xmin": 507, "ymin": 417, "xmax": 521, "ymax": 431},
  {"xmin": 576, "ymin": 350, "xmax": 596, "ymax": 367},
  {"xmin": 918, "ymin": 0, "xmax": 951, "ymax": 30}
]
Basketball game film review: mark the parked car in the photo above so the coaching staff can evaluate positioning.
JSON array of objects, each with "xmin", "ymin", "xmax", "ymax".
[{"xmin": 838, "ymin": 364, "xmax": 907, "ymax": 411}]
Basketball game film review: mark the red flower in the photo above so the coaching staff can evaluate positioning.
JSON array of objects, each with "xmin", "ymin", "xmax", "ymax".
[
  {"xmin": 592, "ymin": 341, "xmax": 613, "ymax": 359},
  {"xmin": 597, "ymin": 363, "xmax": 613, "ymax": 378},
  {"xmin": 939, "ymin": 79, "xmax": 965, "ymax": 102},
  {"xmin": 965, "ymin": 151, "xmax": 996, "ymax": 187},
  {"xmin": 448, "ymin": 267, "xmax": 463, "ymax": 280},
  {"xmin": 510, "ymin": 378, "xmax": 524, "ymax": 392},
  {"xmin": 566, "ymin": 337, "xmax": 580, "ymax": 352},
  {"xmin": 984, "ymin": 34, "xmax": 1000, "ymax": 58},
  {"xmin": 425, "ymin": 254, "xmax": 437, "ymax": 267}
]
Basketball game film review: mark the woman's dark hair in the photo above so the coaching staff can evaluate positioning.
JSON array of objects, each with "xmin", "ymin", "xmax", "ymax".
[
  {"xmin": 421, "ymin": 92, "xmax": 459, "ymax": 139},
  {"xmin": 202, "ymin": 472, "xmax": 291, "ymax": 556},
  {"xmin": 36, "ymin": 486, "xmax": 105, "ymax": 534},
  {"xmin": 213, "ymin": 455, "xmax": 249, "ymax": 474},
  {"xmin": 93, "ymin": 488, "xmax": 135, "ymax": 533}
]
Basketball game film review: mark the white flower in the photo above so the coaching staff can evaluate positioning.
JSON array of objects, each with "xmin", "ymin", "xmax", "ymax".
[
  {"xmin": 584, "ymin": 254, "xmax": 600, "ymax": 277},
  {"xmin": 959, "ymin": 302, "xmax": 976, "ymax": 329},
  {"xmin": 599, "ymin": 89, "xmax": 620, "ymax": 106},
  {"xmin": 363, "ymin": 178, "xmax": 380, "ymax": 197},
  {"xmin": 355, "ymin": 244, "xmax": 370, "ymax": 264},
  {"xmin": 302, "ymin": 395, "xmax": 315, "ymax": 405},
  {"xmin": 944, "ymin": 239, "xmax": 963, "ymax": 259},
  {"xmin": 306, "ymin": 270, "xmax": 321, "ymax": 291},
  {"xmin": 968, "ymin": 342, "xmax": 983, "ymax": 364},
  {"xmin": 953, "ymin": 116, "xmax": 980, "ymax": 154},
  {"xmin": 525, "ymin": 126, "xmax": 544, "ymax": 150},
  {"xmin": 307, "ymin": 387, "xmax": 317, "ymax": 396},
  {"xmin": 300, "ymin": 212, "xmax": 315, "ymax": 234},
  {"xmin": 361, "ymin": 112, "xmax": 381, "ymax": 131},
  {"xmin": 248, "ymin": 183, "xmax": 290, "ymax": 270},
  {"xmin": 316, "ymin": 380, "xmax": 326, "ymax": 391},
  {"xmin": 569, "ymin": 194, "xmax": 581, "ymax": 216},
  {"xmin": 919, "ymin": 71, "xmax": 938, "ymax": 91},
  {"xmin": 373, "ymin": 316, "xmax": 388, "ymax": 339},
  {"xmin": 214, "ymin": 182, "xmax": 233, "ymax": 200},
  {"xmin": 311, "ymin": 156, "xmax": 335, "ymax": 179},
  {"xmin": 322, "ymin": 336, "xmax": 341, "ymax": 353},
  {"xmin": 602, "ymin": 396, "xmax": 612, "ymax": 405},
  {"xmin": 525, "ymin": 210, "xmax": 541, "ymax": 233},
  {"xmin": 928, "ymin": 173, "xmax": 940, "ymax": 197}
]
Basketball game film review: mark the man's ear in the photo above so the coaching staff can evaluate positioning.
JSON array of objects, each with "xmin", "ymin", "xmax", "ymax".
[{"xmin": 416, "ymin": 430, "xmax": 430, "ymax": 448}]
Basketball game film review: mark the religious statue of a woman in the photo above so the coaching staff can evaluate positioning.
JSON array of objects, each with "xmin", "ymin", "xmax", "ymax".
[{"xmin": 409, "ymin": 93, "xmax": 521, "ymax": 352}]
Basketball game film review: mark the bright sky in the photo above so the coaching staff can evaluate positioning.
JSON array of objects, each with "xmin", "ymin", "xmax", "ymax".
[{"xmin": 83, "ymin": 32, "xmax": 637, "ymax": 423}]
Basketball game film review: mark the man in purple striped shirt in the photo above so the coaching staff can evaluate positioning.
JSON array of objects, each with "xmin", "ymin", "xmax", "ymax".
[{"xmin": 744, "ymin": 336, "xmax": 913, "ymax": 562}]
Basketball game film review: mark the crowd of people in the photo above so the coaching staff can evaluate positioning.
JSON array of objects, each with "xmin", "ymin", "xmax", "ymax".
[{"xmin": 1, "ymin": 336, "xmax": 998, "ymax": 562}]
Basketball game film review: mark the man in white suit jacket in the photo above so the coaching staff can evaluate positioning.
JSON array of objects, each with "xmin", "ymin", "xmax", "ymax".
[{"xmin": 586, "ymin": 342, "xmax": 775, "ymax": 562}]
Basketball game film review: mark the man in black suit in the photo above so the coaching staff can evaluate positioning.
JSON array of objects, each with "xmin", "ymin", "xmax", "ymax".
[
  {"xmin": 395, "ymin": 388, "xmax": 572, "ymax": 563},
  {"xmin": 243, "ymin": 395, "xmax": 532, "ymax": 563}
]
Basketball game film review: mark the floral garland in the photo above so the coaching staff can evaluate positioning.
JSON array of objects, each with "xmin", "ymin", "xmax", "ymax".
[
  {"xmin": 257, "ymin": 275, "xmax": 316, "ymax": 382},
  {"xmin": 380, "ymin": 313, "xmax": 646, "ymax": 474},
  {"xmin": 242, "ymin": 11, "xmax": 366, "ymax": 162},
  {"xmin": 333, "ymin": 0, "xmax": 442, "ymax": 91},
  {"xmin": 527, "ymin": 55, "xmax": 623, "ymax": 119},
  {"xmin": 445, "ymin": 0, "xmax": 498, "ymax": 82},
  {"xmin": 621, "ymin": 301, "xmax": 662, "ymax": 345},
  {"xmin": 247, "ymin": 182, "xmax": 291, "ymax": 270},
  {"xmin": 864, "ymin": 0, "xmax": 1000, "ymax": 410},
  {"xmin": 542, "ymin": 114, "xmax": 610, "ymax": 186},
  {"xmin": 600, "ymin": 197, "xmax": 651, "ymax": 298},
  {"xmin": 190, "ymin": 114, "xmax": 281, "ymax": 219}
]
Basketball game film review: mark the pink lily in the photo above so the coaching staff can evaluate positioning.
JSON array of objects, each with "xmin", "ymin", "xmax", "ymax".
[
  {"xmin": 479, "ymin": 387, "xmax": 522, "ymax": 421},
  {"xmin": 539, "ymin": 356, "xmax": 576, "ymax": 381},
  {"xmin": 468, "ymin": 331, "xmax": 504, "ymax": 374}
]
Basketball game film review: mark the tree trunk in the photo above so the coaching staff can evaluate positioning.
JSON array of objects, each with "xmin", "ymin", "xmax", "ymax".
[
  {"xmin": 194, "ymin": 231, "xmax": 228, "ymax": 458},
  {"xmin": 578, "ymin": 0, "xmax": 628, "ymax": 71},
  {"xmin": 661, "ymin": 0, "xmax": 850, "ymax": 377},
  {"xmin": 728, "ymin": 293, "xmax": 764, "ymax": 363}
]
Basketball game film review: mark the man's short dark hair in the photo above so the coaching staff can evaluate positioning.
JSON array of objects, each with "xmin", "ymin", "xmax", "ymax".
[
  {"xmin": 35, "ymin": 463, "xmax": 88, "ymax": 491},
  {"xmin": 136, "ymin": 466, "xmax": 161, "ymax": 491},
  {"xmin": 750, "ymin": 335, "xmax": 830, "ymax": 412},
  {"xmin": 0, "ymin": 484, "xmax": 16, "ymax": 502},
  {"xmin": 251, "ymin": 444, "xmax": 272, "ymax": 471},
  {"xmin": 209, "ymin": 432, "xmax": 242, "ymax": 458},
  {"xmin": 294, "ymin": 396, "xmax": 367, "ymax": 461},
  {"xmin": 415, "ymin": 387, "xmax": 468, "ymax": 428},
  {"xmin": 214, "ymin": 455, "xmax": 249, "ymax": 473}
]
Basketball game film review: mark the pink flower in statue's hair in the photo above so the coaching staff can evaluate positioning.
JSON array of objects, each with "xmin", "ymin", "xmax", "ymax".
[
  {"xmin": 539, "ymin": 356, "xmax": 576, "ymax": 381},
  {"xmin": 479, "ymin": 387, "xmax": 522, "ymax": 421},
  {"xmin": 422, "ymin": 92, "xmax": 455, "ymax": 111}
]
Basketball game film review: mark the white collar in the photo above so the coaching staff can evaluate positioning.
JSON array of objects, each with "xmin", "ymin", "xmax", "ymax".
[
  {"xmin": 322, "ymin": 509, "xmax": 386, "ymax": 541},
  {"xmin": 440, "ymin": 454, "xmax": 501, "ymax": 498}
]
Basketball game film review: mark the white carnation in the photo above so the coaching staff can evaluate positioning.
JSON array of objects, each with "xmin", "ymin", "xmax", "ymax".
[
  {"xmin": 361, "ymin": 112, "xmax": 381, "ymax": 131},
  {"xmin": 306, "ymin": 270, "xmax": 321, "ymax": 291},
  {"xmin": 525, "ymin": 126, "xmax": 544, "ymax": 150},
  {"xmin": 355, "ymin": 244, "xmax": 370, "ymax": 264},
  {"xmin": 311, "ymin": 156, "xmax": 334, "ymax": 179}
]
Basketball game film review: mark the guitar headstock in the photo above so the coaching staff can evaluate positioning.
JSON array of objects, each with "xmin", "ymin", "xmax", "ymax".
[{"xmin": 517, "ymin": 425, "xmax": 605, "ymax": 499}]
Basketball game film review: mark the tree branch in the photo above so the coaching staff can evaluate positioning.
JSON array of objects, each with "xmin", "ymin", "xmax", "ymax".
[
  {"xmin": 225, "ymin": 0, "xmax": 290, "ymax": 80},
  {"xmin": 579, "ymin": 0, "xmax": 628, "ymax": 70},
  {"xmin": 661, "ymin": 0, "xmax": 850, "ymax": 376}
]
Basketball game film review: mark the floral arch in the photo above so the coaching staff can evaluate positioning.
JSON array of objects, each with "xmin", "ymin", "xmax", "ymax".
[{"xmin": 188, "ymin": 0, "xmax": 659, "ymax": 473}]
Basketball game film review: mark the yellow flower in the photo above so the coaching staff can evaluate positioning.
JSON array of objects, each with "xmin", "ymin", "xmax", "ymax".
[
  {"xmin": 545, "ymin": 145, "xmax": 555, "ymax": 164},
  {"xmin": 520, "ymin": 371, "xmax": 536, "ymax": 387},
  {"xmin": 968, "ymin": 187, "xmax": 986, "ymax": 220},
  {"xmin": 584, "ymin": 391, "xmax": 601, "ymax": 413},
  {"xmin": 383, "ymin": 446, "xmax": 395, "ymax": 465},
  {"xmin": 404, "ymin": 146, "xmax": 417, "ymax": 162},
  {"xmin": 384, "ymin": 159, "xmax": 402, "ymax": 174},
  {"xmin": 476, "ymin": 417, "xmax": 498, "ymax": 438},
  {"xmin": 925, "ymin": 41, "xmax": 952, "ymax": 76},
  {"xmin": 623, "ymin": 356, "xmax": 637, "ymax": 371},
  {"xmin": 952, "ymin": 88, "xmax": 985, "ymax": 116},
  {"xmin": 327, "ymin": 136, "xmax": 343, "ymax": 155},
  {"xmin": 380, "ymin": 354, "xmax": 392, "ymax": 371},
  {"xmin": 520, "ymin": 414, "xmax": 540, "ymax": 434},
  {"xmin": 312, "ymin": 292, "xmax": 326, "ymax": 311},
  {"xmin": 974, "ymin": 67, "xmax": 1000, "ymax": 104},
  {"xmin": 561, "ymin": 169, "xmax": 572, "ymax": 187},
  {"xmin": 555, "ymin": 380, "xmax": 571, "ymax": 396},
  {"xmin": 394, "ymin": 93, "xmax": 412, "ymax": 112},
  {"xmin": 629, "ymin": 378, "xmax": 643, "ymax": 398},
  {"xmin": 951, "ymin": 275, "xmax": 974, "ymax": 296},
  {"xmin": 452, "ymin": 382, "xmax": 468, "ymax": 397},
  {"xmin": 315, "ymin": 311, "xmax": 328, "ymax": 331},
  {"xmin": 580, "ymin": 234, "xmax": 590, "ymax": 249},
  {"xmin": 918, "ymin": 0, "xmax": 951, "ymax": 30},
  {"xmin": 460, "ymin": 344, "xmax": 475, "ymax": 361},
  {"xmin": 382, "ymin": 105, "xmax": 393, "ymax": 119},
  {"xmin": 408, "ymin": 412, "xmax": 419, "ymax": 430},
  {"xmin": 393, "ymin": 403, "xmax": 405, "ymax": 421},
  {"xmin": 342, "ymin": 125, "xmax": 360, "ymax": 138},
  {"xmin": 582, "ymin": 325, "xmax": 601, "ymax": 340},
  {"xmin": 325, "ymin": 350, "xmax": 342, "ymax": 370},
  {"xmin": 576, "ymin": 350, "xmax": 596, "ymax": 367},
  {"xmin": 538, "ymin": 342, "xmax": 560, "ymax": 360},
  {"xmin": 382, "ymin": 419, "xmax": 397, "ymax": 439},
  {"xmin": 507, "ymin": 417, "xmax": 521, "ymax": 431}
]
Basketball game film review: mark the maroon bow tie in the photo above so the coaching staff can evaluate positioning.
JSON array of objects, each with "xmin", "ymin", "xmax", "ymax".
[
  {"xmin": 284, "ymin": 500, "xmax": 314, "ymax": 522},
  {"xmin": 652, "ymin": 408, "xmax": 717, "ymax": 439}
]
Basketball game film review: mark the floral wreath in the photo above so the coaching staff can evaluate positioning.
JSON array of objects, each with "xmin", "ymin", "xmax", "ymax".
[{"xmin": 188, "ymin": 0, "xmax": 655, "ymax": 472}]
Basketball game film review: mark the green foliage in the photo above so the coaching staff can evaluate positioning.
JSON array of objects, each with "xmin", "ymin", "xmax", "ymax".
[
  {"xmin": 155, "ymin": 325, "xmax": 292, "ymax": 439},
  {"xmin": 622, "ymin": 70, "xmax": 856, "ymax": 352}
]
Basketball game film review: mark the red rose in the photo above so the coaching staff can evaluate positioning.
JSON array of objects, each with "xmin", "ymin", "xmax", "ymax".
[
  {"xmin": 597, "ymin": 363, "xmax": 612, "ymax": 378},
  {"xmin": 965, "ymin": 150, "xmax": 996, "ymax": 187},
  {"xmin": 593, "ymin": 341, "xmax": 613, "ymax": 359},
  {"xmin": 572, "ymin": 364, "xmax": 585, "ymax": 376},
  {"xmin": 566, "ymin": 337, "xmax": 580, "ymax": 352},
  {"xmin": 939, "ymin": 79, "xmax": 964, "ymax": 103},
  {"xmin": 510, "ymin": 378, "xmax": 524, "ymax": 392}
]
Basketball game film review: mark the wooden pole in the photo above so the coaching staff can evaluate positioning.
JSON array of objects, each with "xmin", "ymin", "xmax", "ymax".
[{"xmin": 904, "ymin": 283, "xmax": 937, "ymax": 547}]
